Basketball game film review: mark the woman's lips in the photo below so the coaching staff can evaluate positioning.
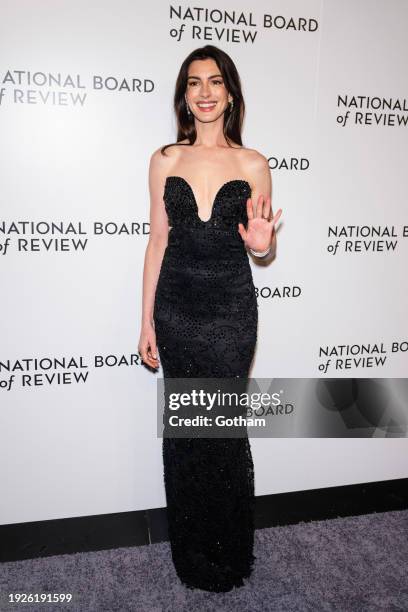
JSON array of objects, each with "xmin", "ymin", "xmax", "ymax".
[{"xmin": 196, "ymin": 102, "xmax": 217, "ymax": 112}]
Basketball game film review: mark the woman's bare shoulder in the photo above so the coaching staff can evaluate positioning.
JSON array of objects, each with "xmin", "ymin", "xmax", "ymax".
[
  {"xmin": 150, "ymin": 140, "xmax": 189, "ymax": 164},
  {"xmin": 149, "ymin": 142, "xmax": 190, "ymax": 185},
  {"xmin": 237, "ymin": 147, "xmax": 271, "ymax": 189},
  {"xmin": 238, "ymin": 145, "xmax": 269, "ymax": 167}
]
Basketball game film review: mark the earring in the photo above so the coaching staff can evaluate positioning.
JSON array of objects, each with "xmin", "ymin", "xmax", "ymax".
[
  {"xmin": 229, "ymin": 99, "xmax": 234, "ymax": 110},
  {"xmin": 185, "ymin": 98, "xmax": 191, "ymax": 116}
]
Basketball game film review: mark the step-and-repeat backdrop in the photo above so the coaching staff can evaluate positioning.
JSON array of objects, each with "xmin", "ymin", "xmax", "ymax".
[{"xmin": 1, "ymin": 0, "xmax": 407, "ymax": 524}]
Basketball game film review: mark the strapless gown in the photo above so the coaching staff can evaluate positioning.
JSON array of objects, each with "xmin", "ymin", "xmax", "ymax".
[{"xmin": 153, "ymin": 175, "xmax": 258, "ymax": 592}]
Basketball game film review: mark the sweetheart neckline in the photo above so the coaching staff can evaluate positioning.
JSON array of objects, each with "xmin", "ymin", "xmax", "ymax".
[{"xmin": 165, "ymin": 175, "xmax": 251, "ymax": 224}]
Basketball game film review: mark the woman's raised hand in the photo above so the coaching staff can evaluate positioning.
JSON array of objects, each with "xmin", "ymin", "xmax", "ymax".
[{"xmin": 238, "ymin": 194, "xmax": 282, "ymax": 253}]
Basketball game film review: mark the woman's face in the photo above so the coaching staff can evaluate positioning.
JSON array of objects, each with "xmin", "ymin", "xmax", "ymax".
[{"xmin": 185, "ymin": 58, "xmax": 232, "ymax": 122}]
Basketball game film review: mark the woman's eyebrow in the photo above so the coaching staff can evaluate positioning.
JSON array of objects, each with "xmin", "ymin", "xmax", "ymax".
[{"xmin": 187, "ymin": 74, "xmax": 223, "ymax": 80}]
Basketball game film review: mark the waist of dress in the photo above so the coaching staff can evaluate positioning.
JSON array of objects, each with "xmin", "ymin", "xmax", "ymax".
[{"xmin": 166, "ymin": 225, "xmax": 248, "ymax": 260}]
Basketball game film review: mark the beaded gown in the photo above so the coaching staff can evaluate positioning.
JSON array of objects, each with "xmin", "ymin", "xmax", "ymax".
[{"xmin": 153, "ymin": 175, "xmax": 258, "ymax": 592}]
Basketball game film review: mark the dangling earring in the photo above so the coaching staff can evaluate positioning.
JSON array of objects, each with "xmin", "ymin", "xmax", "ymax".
[
  {"xmin": 185, "ymin": 97, "xmax": 191, "ymax": 116},
  {"xmin": 229, "ymin": 98, "xmax": 234, "ymax": 111}
]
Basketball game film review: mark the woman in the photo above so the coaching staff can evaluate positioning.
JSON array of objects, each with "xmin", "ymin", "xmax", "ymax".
[{"xmin": 138, "ymin": 45, "xmax": 282, "ymax": 592}]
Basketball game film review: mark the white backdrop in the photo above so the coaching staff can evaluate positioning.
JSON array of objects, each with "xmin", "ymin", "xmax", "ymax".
[{"xmin": 1, "ymin": 0, "xmax": 407, "ymax": 525}]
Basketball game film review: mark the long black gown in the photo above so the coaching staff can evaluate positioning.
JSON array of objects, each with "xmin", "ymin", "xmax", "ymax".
[{"xmin": 153, "ymin": 175, "xmax": 258, "ymax": 592}]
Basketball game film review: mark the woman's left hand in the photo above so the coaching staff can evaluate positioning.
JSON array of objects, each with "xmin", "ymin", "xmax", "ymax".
[{"xmin": 238, "ymin": 194, "xmax": 282, "ymax": 252}]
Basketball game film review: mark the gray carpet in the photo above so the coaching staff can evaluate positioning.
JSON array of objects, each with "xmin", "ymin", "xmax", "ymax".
[{"xmin": 1, "ymin": 510, "xmax": 407, "ymax": 611}]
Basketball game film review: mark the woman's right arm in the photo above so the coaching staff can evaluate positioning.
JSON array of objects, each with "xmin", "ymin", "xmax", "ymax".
[{"xmin": 138, "ymin": 148, "xmax": 170, "ymax": 369}]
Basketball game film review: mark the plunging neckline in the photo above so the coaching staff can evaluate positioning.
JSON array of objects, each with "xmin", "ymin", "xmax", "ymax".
[{"xmin": 165, "ymin": 175, "xmax": 251, "ymax": 224}]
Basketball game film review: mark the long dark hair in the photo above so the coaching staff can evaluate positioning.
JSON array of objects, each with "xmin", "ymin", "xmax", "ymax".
[{"xmin": 160, "ymin": 45, "xmax": 245, "ymax": 156}]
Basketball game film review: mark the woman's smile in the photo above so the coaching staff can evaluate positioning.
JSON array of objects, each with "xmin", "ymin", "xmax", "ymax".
[{"xmin": 196, "ymin": 101, "xmax": 217, "ymax": 111}]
